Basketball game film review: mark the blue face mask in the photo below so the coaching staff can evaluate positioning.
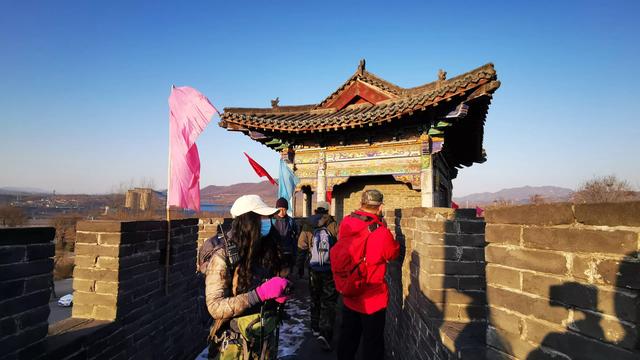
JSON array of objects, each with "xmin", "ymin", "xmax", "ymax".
[{"xmin": 260, "ymin": 219, "xmax": 272, "ymax": 237}]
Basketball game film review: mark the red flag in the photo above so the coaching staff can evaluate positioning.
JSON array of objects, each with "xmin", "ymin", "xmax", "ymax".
[
  {"xmin": 451, "ymin": 201, "xmax": 459, "ymax": 209},
  {"xmin": 476, "ymin": 206, "xmax": 485, "ymax": 218},
  {"xmin": 244, "ymin": 152, "xmax": 277, "ymax": 185},
  {"xmin": 326, "ymin": 191, "xmax": 332, "ymax": 203}
]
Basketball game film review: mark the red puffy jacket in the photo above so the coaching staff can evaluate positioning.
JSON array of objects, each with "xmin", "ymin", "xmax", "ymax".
[{"xmin": 337, "ymin": 210, "xmax": 399, "ymax": 314}]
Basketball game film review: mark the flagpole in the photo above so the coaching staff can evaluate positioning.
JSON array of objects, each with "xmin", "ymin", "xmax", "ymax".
[{"xmin": 165, "ymin": 85, "xmax": 175, "ymax": 296}]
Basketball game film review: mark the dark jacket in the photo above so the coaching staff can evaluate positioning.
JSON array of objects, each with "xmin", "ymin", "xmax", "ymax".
[
  {"xmin": 296, "ymin": 213, "xmax": 339, "ymax": 271},
  {"xmin": 272, "ymin": 215, "xmax": 299, "ymax": 255}
]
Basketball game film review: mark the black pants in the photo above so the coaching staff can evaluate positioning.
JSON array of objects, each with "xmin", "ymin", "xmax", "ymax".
[
  {"xmin": 337, "ymin": 305, "xmax": 386, "ymax": 360},
  {"xmin": 309, "ymin": 269, "xmax": 338, "ymax": 341}
]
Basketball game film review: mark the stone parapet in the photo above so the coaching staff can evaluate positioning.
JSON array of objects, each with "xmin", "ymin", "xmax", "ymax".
[
  {"xmin": 484, "ymin": 202, "xmax": 640, "ymax": 360},
  {"xmin": 384, "ymin": 207, "xmax": 487, "ymax": 360},
  {"xmin": 45, "ymin": 218, "xmax": 208, "ymax": 359},
  {"xmin": 0, "ymin": 227, "xmax": 55, "ymax": 360}
]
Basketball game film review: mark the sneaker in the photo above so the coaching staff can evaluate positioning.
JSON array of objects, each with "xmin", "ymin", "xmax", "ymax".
[
  {"xmin": 311, "ymin": 327, "xmax": 320, "ymax": 336},
  {"xmin": 316, "ymin": 335, "xmax": 332, "ymax": 351}
]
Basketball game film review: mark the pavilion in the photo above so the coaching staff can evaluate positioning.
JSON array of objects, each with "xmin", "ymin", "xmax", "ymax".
[{"xmin": 220, "ymin": 60, "xmax": 500, "ymax": 218}]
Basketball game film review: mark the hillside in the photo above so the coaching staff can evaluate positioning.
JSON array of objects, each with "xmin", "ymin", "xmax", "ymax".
[
  {"xmin": 454, "ymin": 186, "xmax": 574, "ymax": 206},
  {"xmin": 201, "ymin": 180, "xmax": 278, "ymax": 206}
]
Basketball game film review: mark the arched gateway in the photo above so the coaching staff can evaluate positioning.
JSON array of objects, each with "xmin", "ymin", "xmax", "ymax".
[{"xmin": 219, "ymin": 60, "xmax": 500, "ymax": 219}]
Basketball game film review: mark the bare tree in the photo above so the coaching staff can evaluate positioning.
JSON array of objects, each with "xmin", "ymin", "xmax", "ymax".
[
  {"xmin": 0, "ymin": 206, "xmax": 28, "ymax": 227},
  {"xmin": 51, "ymin": 214, "xmax": 81, "ymax": 253},
  {"xmin": 572, "ymin": 175, "xmax": 637, "ymax": 203},
  {"xmin": 529, "ymin": 194, "xmax": 546, "ymax": 204},
  {"xmin": 491, "ymin": 198, "xmax": 513, "ymax": 207}
]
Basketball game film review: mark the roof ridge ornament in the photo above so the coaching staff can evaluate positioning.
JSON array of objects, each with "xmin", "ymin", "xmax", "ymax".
[
  {"xmin": 357, "ymin": 58, "xmax": 366, "ymax": 75},
  {"xmin": 437, "ymin": 69, "xmax": 447, "ymax": 89},
  {"xmin": 438, "ymin": 69, "xmax": 447, "ymax": 81},
  {"xmin": 271, "ymin": 97, "xmax": 280, "ymax": 108}
]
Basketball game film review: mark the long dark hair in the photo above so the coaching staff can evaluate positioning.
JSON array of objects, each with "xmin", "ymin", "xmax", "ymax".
[{"xmin": 231, "ymin": 212, "xmax": 281, "ymax": 293}]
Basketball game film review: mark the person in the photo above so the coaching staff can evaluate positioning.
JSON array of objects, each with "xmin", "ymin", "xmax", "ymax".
[
  {"xmin": 202, "ymin": 194, "xmax": 290, "ymax": 359},
  {"xmin": 296, "ymin": 201, "xmax": 339, "ymax": 350},
  {"xmin": 335, "ymin": 189, "xmax": 399, "ymax": 360},
  {"xmin": 272, "ymin": 197, "xmax": 299, "ymax": 277}
]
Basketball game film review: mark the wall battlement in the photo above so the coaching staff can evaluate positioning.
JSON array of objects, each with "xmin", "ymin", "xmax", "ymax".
[
  {"xmin": 384, "ymin": 202, "xmax": 639, "ymax": 360},
  {"xmin": 1, "ymin": 219, "xmax": 210, "ymax": 360},
  {"xmin": 1, "ymin": 202, "xmax": 638, "ymax": 359}
]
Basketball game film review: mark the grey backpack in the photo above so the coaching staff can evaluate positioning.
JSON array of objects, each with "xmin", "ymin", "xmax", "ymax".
[{"xmin": 309, "ymin": 227, "xmax": 334, "ymax": 271}]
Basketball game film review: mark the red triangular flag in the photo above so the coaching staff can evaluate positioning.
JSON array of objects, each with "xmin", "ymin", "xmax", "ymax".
[
  {"xmin": 452, "ymin": 201, "xmax": 459, "ymax": 209},
  {"xmin": 476, "ymin": 206, "xmax": 485, "ymax": 218},
  {"xmin": 243, "ymin": 152, "xmax": 277, "ymax": 185}
]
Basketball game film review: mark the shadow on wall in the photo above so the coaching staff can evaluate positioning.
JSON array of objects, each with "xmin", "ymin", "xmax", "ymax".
[
  {"xmin": 387, "ymin": 209, "xmax": 512, "ymax": 359},
  {"xmin": 527, "ymin": 251, "xmax": 639, "ymax": 359},
  {"xmin": 387, "ymin": 204, "xmax": 639, "ymax": 359}
]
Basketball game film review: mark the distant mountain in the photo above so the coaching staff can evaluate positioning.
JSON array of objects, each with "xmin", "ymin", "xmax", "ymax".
[
  {"xmin": 454, "ymin": 186, "xmax": 574, "ymax": 206},
  {"xmin": 0, "ymin": 187, "xmax": 49, "ymax": 195},
  {"xmin": 201, "ymin": 180, "xmax": 278, "ymax": 206}
]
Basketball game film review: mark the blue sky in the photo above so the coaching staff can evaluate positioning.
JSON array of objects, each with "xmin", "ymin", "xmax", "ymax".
[{"xmin": 1, "ymin": 0, "xmax": 638, "ymax": 196}]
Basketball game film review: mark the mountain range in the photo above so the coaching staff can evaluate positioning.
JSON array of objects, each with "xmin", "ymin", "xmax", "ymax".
[
  {"xmin": 201, "ymin": 181, "xmax": 278, "ymax": 205},
  {"xmin": 0, "ymin": 187, "xmax": 49, "ymax": 195},
  {"xmin": 200, "ymin": 183, "xmax": 574, "ymax": 207},
  {"xmin": 453, "ymin": 186, "xmax": 574, "ymax": 206},
  {"xmin": 1, "ymin": 183, "xmax": 575, "ymax": 207}
]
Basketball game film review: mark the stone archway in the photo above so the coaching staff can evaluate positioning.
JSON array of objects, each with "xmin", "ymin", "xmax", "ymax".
[{"xmin": 331, "ymin": 175, "xmax": 421, "ymax": 220}]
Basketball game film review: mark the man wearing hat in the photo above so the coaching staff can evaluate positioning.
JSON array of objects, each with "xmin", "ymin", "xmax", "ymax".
[
  {"xmin": 297, "ymin": 200, "xmax": 339, "ymax": 350},
  {"xmin": 336, "ymin": 189, "xmax": 399, "ymax": 360},
  {"xmin": 272, "ymin": 197, "xmax": 300, "ymax": 277}
]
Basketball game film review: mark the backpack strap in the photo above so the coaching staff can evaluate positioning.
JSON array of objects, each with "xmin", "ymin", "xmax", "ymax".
[
  {"xmin": 349, "ymin": 212, "xmax": 383, "ymax": 232},
  {"xmin": 348, "ymin": 212, "xmax": 383, "ymax": 265}
]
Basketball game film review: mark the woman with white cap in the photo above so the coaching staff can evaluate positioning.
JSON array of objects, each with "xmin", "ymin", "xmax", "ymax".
[{"xmin": 204, "ymin": 194, "xmax": 290, "ymax": 359}]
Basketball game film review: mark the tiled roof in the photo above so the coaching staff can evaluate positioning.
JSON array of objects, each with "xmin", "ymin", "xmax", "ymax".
[{"xmin": 220, "ymin": 63, "xmax": 499, "ymax": 133}]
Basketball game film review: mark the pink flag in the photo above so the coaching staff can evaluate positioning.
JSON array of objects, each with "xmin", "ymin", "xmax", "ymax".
[{"xmin": 167, "ymin": 86, "xmax": 218, "ymax": 211}]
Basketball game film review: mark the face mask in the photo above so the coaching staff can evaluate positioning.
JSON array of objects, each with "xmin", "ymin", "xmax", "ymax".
[{"xmin": 260, "ymin": 219, "xmax": 272, "ymax": 237}]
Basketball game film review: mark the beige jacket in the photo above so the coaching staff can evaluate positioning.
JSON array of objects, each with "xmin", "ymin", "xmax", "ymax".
[{"xmin": 204, "ymin": 246, "xmax": 260, "ymax": 321}]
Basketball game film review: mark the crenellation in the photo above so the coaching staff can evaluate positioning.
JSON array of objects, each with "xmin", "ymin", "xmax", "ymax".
[{"xmin": 484, "ymin": 202, "xmax": 640, "ymax": 359}]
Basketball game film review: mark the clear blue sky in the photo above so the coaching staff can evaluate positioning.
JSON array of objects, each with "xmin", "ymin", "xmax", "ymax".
[{"xmin": 1, "ymin": 0, "xmax": 638, "ymax": 196}]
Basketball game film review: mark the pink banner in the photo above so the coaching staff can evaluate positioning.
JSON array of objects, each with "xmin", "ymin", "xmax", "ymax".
[{"xmin": 167, "ymin": 86, "xmax": 217, "ymax": 211}]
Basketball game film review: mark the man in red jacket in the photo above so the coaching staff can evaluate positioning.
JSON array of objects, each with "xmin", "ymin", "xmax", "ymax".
[{"xmin": 336, "ymin": 189, "xmax": 400, "ymax": 360}]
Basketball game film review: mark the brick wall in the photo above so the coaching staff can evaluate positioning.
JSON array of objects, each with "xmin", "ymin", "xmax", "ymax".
[
  {"xmin": 197, "ymin": 217, "xmax": 228, "ymax": 250},
  {"xmin": 384, "ymin": 207, "xmax": 487, "ymax": 360},
  {"xmin": 46, "ymin": 219, "xmax": 209, "ymax": 359},
  {"xmin": 334, "ymin": 175, "xmax": 422, "ymax": 220},
  {"xmin": 484, "ymin": 202, "xmax": 640, "ymax": 360},
  {"xmin": 0, "ymin": 228, "xmax": 55, "ymax": 360}
]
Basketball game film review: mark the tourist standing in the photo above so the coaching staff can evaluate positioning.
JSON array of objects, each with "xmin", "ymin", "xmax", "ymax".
[
  {"xmin": 272, "ymin": 197, "xmax": 299, "ymax": 277},
  {"xmin": 296, "ymin": 201, "xmax": 339, "ymax": 350},
  {"xmin": 334, "ymin": 190, "xmax": 399, "ymax": 360},
  {"xmin": 203, "ymin": 194, "xmax": 289, "ymax": 359}
]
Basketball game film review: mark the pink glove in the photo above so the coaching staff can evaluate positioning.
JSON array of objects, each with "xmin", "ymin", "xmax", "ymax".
[{"xmin": 256, "ymin": 277, "xmax": 289, "ymax": 302}]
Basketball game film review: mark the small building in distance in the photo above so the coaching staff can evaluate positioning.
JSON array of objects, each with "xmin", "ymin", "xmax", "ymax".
[
  {"xmin": 220, "ymin": 60, "xmax": 500, "ymax": 218},
  {"xmin": 124, "ymin": 188, "xmax": 155, "ymax": 211}
]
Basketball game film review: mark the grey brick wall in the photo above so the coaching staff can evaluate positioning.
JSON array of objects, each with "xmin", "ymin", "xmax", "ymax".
[{"xmin": 0, "ymin": 227, "xmax": 55, "ymax": 360}]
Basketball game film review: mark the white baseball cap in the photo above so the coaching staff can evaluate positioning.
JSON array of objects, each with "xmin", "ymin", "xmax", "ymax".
[
  {"xmin": 230, "ymin": 195, "xmax": 279, "ymax": 218},
  {"xmin": 316, "ymin": 201, "xmax": 330, "ymax": 211}
]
